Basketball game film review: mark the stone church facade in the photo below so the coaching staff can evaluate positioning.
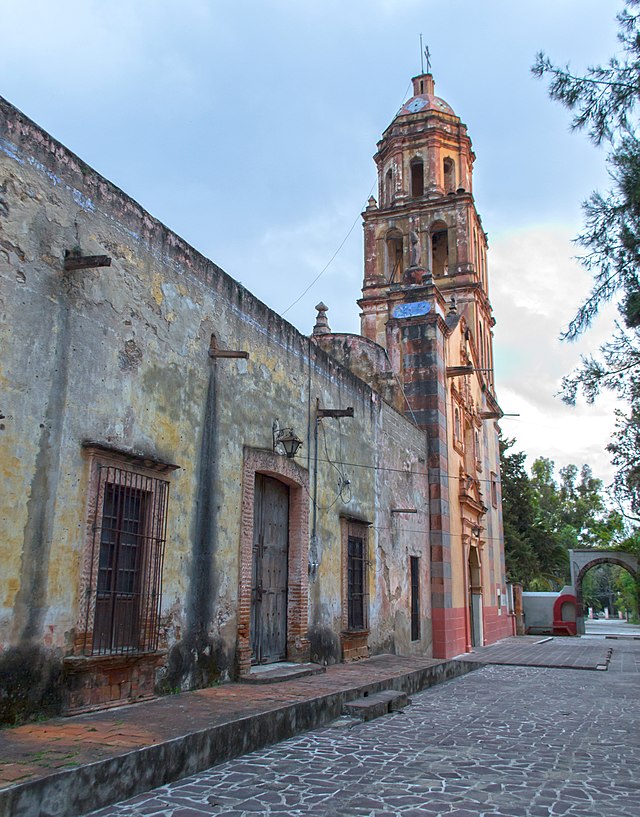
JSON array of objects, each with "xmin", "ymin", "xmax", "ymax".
[{"xmin": 0, "ymin": 72, "xmax": 513, "ymax": 722}]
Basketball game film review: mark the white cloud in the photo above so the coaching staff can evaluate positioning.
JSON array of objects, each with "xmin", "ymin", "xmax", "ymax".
[{"xmin": 492, "ymin": 225, "xmax": 620, "ymax": 482}]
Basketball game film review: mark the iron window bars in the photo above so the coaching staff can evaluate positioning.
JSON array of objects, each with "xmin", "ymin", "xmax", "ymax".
[
  {"xmin": 347, "ymin": 530, "xmax": 369, "ymax": 631},
  {"xmin": 83, "ymin": 465, "xmax": 169, "ymax": 656}
]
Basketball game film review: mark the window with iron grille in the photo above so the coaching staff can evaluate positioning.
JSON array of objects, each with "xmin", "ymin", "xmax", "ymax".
[
  {"xmin": 347, "ymin": 528, "xmax": 369, "ymax": 631},
  {"xmin": 410, "ymin": 556, "xmax": 420, "ymax": 641},
  {"xmin": 84, "ymin": 465, "xmax": 169, "ymax": 655}
]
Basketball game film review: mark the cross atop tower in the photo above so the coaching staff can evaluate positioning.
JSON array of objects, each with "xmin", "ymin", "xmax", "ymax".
[{"xmin": 420, "ymin": 35, "xmax": 431, "ymax": 74}]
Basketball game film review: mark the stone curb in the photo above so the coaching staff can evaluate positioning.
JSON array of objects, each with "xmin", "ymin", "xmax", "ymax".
[{"xmin": 0, "ymin": 658, "xmax": 478, "ymax": 817}]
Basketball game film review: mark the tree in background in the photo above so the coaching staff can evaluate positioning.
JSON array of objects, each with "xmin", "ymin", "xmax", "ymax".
[
  {"xmin": 500, "ymin": 437, "xmax": 624, "ymax": 590},
  {"xmin": 500, "ymin": 437, "xmax": 540, "ymax": 587},
  {"xmin": 533, "ymin": 1, "xmax": 640, "ymax": 515},
  {"xmin": 500, "ymin": 439, "xmax": 568, "ymax": 589}
]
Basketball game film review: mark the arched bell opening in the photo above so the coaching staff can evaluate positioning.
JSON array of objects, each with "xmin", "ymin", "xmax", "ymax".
[
  {"xmin": 443, "ymin": 156, "xmax": 456, "ymax": 193},
  {"xmin": 431, "ymin": 221, "xmax": 449, "ymax": 277},
  {"xmin": 385, "ymin": 229, "xmax": 404, "ymax": 283},
  {"xmin": 410, "ymin": 158, "xmax": 424, "ymax": 198}
]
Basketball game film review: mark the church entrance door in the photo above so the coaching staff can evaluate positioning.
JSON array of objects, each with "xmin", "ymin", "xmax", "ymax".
[{"xmin": 468, "ymin": 546, "xmax": 484, "ymax": 648}]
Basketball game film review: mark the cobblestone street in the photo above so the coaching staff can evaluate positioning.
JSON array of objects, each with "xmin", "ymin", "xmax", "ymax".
[{"xmin": 89, "ymin": 646, "xmax": 640, "ymax": 817}]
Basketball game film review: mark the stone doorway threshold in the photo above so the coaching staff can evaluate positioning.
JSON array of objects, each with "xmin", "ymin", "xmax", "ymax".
[{"xmin": 244, "ymin": 661, "xmax": 326, "ymax": 684}]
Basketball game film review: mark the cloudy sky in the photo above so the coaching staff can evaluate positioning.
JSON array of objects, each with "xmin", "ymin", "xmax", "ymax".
[{"xmin": 1, "ymin": 0, "xmax": 623, "ymax": 482}]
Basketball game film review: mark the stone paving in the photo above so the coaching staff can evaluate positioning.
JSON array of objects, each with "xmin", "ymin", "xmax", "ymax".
[{"xmin": 87, "ymin": 653, "xmax": 640, "ymax": 817}]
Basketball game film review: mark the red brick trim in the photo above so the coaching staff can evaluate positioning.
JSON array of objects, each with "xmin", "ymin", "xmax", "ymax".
[
  {"xmin": 237, "ymin": 448, "xmax": 310, "ymax": 676},
  {"xmin": 431, "ymin": 606, "xmax": 467, "ymax": 658}
]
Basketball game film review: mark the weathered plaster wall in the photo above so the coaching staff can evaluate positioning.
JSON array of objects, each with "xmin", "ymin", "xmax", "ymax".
[
  {"xmin": 311, "ymin": 332, "xmax": 400, "ymax": 411},
  {"xmin": 0, "ymin": 97, "xmax": 431, "ymax": 720}
]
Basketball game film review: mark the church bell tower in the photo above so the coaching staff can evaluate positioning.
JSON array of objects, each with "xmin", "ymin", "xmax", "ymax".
[
  {"xmin": 358, "ymin": 71, "xmax": 503, "ymax": 657},
  {"xmin": 360, "ymin": 70, "xmax": 493, "ymax": 373}
]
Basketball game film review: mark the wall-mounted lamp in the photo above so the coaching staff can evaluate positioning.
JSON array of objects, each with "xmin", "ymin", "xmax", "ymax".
[
  {"xmin": 471, "ymin": 525, "xmax": 482, "ymax": 538},
  {"xmin": 273, "ymin": 423, "xmax": 303, "ymax": 459}
]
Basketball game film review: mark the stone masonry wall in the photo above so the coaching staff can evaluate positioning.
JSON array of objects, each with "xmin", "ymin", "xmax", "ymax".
[{"xmin": 0, "ymin": 97, "xmax": 430, "ymax": 720}]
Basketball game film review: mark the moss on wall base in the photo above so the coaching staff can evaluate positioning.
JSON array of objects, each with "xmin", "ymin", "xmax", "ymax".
[
  {"xmin": 0, "ymin": 645, "xmax": 63, "ymax": 725},
  {"xmin": 308, "ymin": 626, "xmax": 341, "ymax": 666},
  {"xmin": 159, "ymin": 634, "xmax": 231, "ymax": 692}
]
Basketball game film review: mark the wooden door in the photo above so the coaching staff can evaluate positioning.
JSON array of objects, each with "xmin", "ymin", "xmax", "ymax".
[{"xmin": 250, "ymin": 475, "xmax": 290, "ymax": 664}]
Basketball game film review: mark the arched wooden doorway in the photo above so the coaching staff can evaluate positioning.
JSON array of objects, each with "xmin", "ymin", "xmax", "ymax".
[
  {"xmin": 237, "ymin": 448, "xmax": 310, "ymax": 676},
  {"xmin": 250, "ymin": 474, "xmax": 290, "ymax": 664},
  {"xmin": 468, "ymin": 546, "xmax": 483, "ymax": 648}
]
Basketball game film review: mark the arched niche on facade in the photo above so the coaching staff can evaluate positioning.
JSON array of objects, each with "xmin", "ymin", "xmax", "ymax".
[
  {"xmin": 443, "ymin": 156, "xmax": 456, "ymax": 193},
  {"xmin": 463, "ymin": 418, "xmax": 475, "ymax": 475},
  {"xmin": 385, "ymin": 228, "xmax": 404, "ymax": 283},
  {"xmin": 384, "ymin": 167, "xmax": 394, "ymax": 207},
  {"xmin": 410, "ymin": 157, "xmax": 424, "ymax": 198},
  {"xmin": 430, "ymin": 220, "xmax": 449, "ymax": 277}
]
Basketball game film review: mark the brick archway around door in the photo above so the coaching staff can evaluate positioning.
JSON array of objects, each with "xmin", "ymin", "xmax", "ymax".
[{"xmin": 237, "ymin": 447, "xmax": 310, "ymax": 677}]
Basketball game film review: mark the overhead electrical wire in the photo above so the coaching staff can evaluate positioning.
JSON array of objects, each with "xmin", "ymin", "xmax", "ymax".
[
  {"xmin": 313, "ymin": 454, "xmax": 502, "ymax": 485},
  {"xmin": 280, "ymin": 81, "xmax": 413, "ymax": 317},
  {"xmin": 280, "ymin": 184, "xmax": 375, "ymax": 317}
]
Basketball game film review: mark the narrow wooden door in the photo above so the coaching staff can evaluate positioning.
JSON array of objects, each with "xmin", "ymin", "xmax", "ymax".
[{"xmin": 250, "ymin": 475, "xmax": 290, "ymax": 664}]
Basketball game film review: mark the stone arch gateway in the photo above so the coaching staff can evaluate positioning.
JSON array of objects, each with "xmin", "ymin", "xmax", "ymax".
[{"xmin": 569, "ymin": 549, "xmax": 638, "ymax": 634}]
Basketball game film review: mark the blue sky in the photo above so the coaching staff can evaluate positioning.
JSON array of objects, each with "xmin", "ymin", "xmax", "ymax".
[{"xmin": 1, "ymin": 0, "xmax": 623, "ymax": 481}]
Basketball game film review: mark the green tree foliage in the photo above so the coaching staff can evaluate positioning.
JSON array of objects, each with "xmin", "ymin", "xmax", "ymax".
[
  {"xmin": 500, "ymin": 437, "xmax": 624, "ymax": 589},
  {"xmin": 533, "ymin": 1, "xmax": 640, "ymax": 514},
  {"xmin": 581, "ymin": 564, "xmax": 637, "ymax": 619},
  {"xmin": 500, "ymin": 437, "xmax": 540, "ymax": 587}
]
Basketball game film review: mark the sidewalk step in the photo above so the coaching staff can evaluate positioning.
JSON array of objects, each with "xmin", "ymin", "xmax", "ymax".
[
  {"xmin": 243, "ymin": 663, "xmax": 326, "ymax": 684},
  {"xmin": 343, "ymin": 689, "xmax": 409, "ymax": 721}
]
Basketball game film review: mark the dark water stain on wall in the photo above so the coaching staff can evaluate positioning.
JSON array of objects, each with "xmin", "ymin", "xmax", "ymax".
[
  {"xmin": 172, "ymin": 357, "xmax": 224, "ymax": 689},
  {"xmin": 12, "ymin": 288, "xmax": 70, "ymax": 643},
  {"xmin": 308, "ymin": 625, "xmax": 341, "ymax": 666}
]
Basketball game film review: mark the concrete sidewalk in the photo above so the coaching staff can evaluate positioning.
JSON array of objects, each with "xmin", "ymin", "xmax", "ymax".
[
  {"xmin": 462, "ymin": 634, "xmax": 614, "ymax": 670},
  {"xmin": 0, "ymin": 653, "xmax": 476, "ymax": 817},
  {"xmin": 2, "ymin": 636, "xmax": 636, "ymax": 817}
]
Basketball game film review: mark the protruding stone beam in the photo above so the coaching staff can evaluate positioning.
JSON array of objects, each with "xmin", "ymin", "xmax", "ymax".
[{"xmin": 63, "ymin": 252, "xmax": 111, "ymax": 271}]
